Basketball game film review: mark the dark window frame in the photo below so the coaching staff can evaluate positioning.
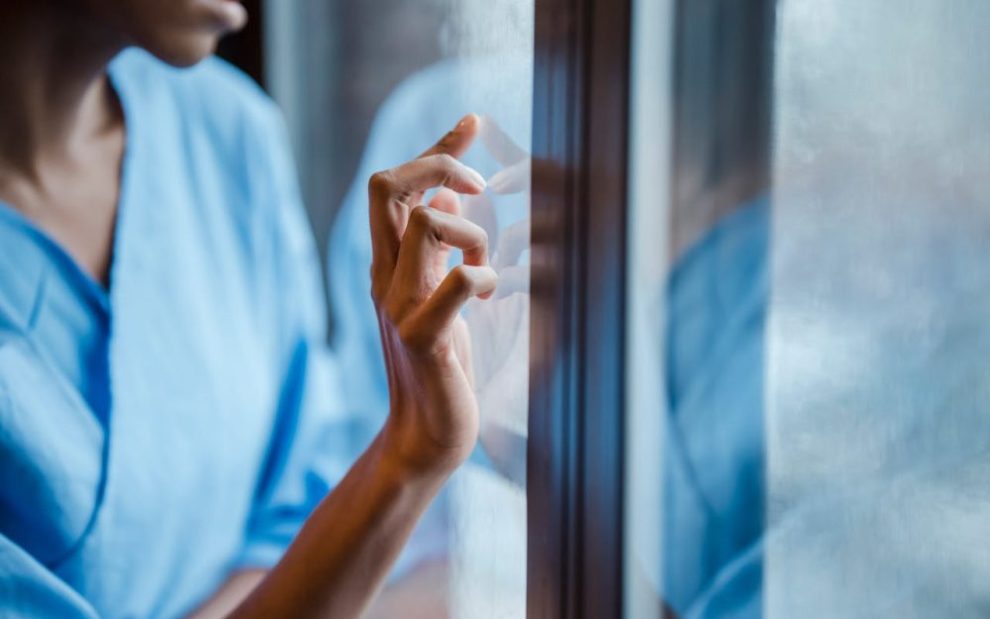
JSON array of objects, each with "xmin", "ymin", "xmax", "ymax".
[{"xmin": 528, "ymin": 0, "xmax": 632, "ymax": 616}]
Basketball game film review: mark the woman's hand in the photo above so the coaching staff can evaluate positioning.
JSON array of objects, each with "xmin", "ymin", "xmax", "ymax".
[
  {"xmin": 225, "ymin": 115, "xmax": 496, "ymax": 619},
  {"xmin": 369, "ymin": 113, "xmax": 496, "ymax": 477}
]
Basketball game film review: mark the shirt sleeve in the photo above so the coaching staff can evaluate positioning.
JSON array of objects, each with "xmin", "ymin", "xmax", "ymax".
[{"xmin": 0, "ymin": 534, "xmax": 98, "ymax": 619}]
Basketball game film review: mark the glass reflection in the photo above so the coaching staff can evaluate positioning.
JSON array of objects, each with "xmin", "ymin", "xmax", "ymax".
[
  {"xmin": 767, "ymin": 2, "xmax": 990, "ymax": 617},
  {"xmin": 315, "ymin": 1, "xmax": 533, "ymax": 616},
  {"xmin": 630, "ymin": 1, "xmax": 990, "ymax": 618}
]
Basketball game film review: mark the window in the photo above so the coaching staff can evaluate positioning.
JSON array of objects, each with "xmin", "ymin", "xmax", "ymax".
[
  {"xmin": 626, "ymin": 1, "xmax": 990, "ymax": 617},
  {"xmin": 233, "ymin": 0, "xmax": 988, "ymax": 616},
  {"xmin": 264, "ymin": 1, "xmax": 533, "ymax": 617},
  {"xmin": 768, "ymin": 2, "xmax": 990, "ymax": 616}
]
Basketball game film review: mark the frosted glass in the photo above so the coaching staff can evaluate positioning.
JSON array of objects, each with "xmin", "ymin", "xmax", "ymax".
[
  {"xmin": 440, "ymin": 3, "xmax": 533, "ymax": 618},
  {"xmin": 767, "ymin": 2, "xmax": 990, "ymax": 617}
]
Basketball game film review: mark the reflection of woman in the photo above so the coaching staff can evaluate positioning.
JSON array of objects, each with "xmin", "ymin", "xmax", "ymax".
[{"xmin": 0, "ymin": 2, "xmax": 494, "ymax": 617}]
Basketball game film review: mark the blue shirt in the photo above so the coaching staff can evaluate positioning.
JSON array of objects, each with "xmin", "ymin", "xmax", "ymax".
[
  {"xmin": 0, "ymin": 50, "xmax": 353, "ymax": 618},
  {"xmin": 664, "ymin": 197, "xmax": 767, "ymax": 618}
]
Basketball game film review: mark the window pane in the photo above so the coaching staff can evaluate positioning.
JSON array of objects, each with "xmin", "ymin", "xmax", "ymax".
[
  {"xmin": 629, "ymin": 1, "xmax": 990, "ymax": 617},
  {"xmin": 768, "ymin": 2, "xmax": 990, "ymax": 616},
  {"xmin": 266, "ymin": 2, "xmax": 533, "ymax": 616},
  {"xmin": 627, "ymin": 1, "xmax": 773, "ymax": 616}
]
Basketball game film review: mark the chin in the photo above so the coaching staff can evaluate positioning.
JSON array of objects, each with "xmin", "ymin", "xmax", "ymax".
[
  {"xmin": 146, "ymin": 34, "xmax": 220, "ymax": 67},
  {"xmin": 102, "ymin": 0, "xmax": 247, "ymax": 68}
]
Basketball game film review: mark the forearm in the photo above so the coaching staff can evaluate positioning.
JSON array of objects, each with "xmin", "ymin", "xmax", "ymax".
[{"xmin": 227, "ymin": 430, "xmax": 449, "ymax": 619}]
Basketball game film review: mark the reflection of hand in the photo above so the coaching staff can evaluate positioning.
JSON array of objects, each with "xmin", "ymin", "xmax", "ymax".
[
  {"xmin": 461, "ymin": 117, "xmax": 532, "ymax": 485},
  {"xmin": 368, "ymin": 114, "xmax": 496, "ymax": 476}
]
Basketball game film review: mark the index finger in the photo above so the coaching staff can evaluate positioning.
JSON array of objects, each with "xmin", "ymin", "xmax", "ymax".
[{"xmin": 418, "ymin": 113, "xmax": 482, "ymax": 159}]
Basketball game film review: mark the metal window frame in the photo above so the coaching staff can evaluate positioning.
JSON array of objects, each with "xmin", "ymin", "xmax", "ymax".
[{"xmin": 528, "ymin": 0, "xmax": 632, "ymax": 616}]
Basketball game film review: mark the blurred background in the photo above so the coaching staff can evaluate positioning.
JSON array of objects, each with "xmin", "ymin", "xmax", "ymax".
[
  {"xmin": 218, "ymin": 0, "xmax": 531, "ymax": 316},
  {"xmin": 219, "ymin": 0, "xmax": 449, "ymax": 311}
]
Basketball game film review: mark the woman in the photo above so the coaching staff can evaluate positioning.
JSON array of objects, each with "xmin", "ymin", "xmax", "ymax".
[{"xmin": 0, "ymin": 1, "xmax": 496, "ymax": 617}]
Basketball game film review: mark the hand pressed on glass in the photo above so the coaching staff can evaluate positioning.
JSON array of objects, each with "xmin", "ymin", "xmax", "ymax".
[{"xmin": 369, "ymin": 113, "xmax": 497, "ymax": 476}]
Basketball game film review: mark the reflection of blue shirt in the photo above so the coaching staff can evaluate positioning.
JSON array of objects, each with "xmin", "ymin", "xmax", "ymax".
[
  {"xmin": 0, "ymin": 50, "xmax": 352, "ymax": 618},
  {"xmin": 664, "ymin": 197, "xmax": 768, "ymax": 618}
]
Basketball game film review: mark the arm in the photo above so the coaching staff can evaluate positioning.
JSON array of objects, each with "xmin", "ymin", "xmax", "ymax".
[
  {"xmin": 187, "ymin": 441, "xmax": 449, "ymax": 619},
  {"xmin": 210, "ymin": 114, "xmax": 491, "ymax": 619},
  {"xmin": 229, "ymin": 433, "xmax": 453, "ymax": 619}
]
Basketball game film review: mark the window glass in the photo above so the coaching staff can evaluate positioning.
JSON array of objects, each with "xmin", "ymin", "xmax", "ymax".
[
  {"xmin": 266, "ymin": 2, "xmax": 533, "ymax": 617},
  {"xmin": 627, "ymin": 1, "xmax": 773, "ymax": 616},
  {"xmin": 768, "ymin": 2, "xmax": 990, "ymax": 616},
  {"xmin": 629, "ymin": 1, "xmax": 990, "ymax": 617}
]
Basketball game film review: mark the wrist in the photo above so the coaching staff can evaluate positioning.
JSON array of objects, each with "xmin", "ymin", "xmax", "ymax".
[{"xmin": 377, "ymin": 417, "xmax": 467, "ymax": 485}]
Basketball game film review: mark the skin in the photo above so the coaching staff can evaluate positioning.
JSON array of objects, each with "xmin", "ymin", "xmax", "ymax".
[{"xmin": 0, "ymin": 1, "xmax": 495, "ymax": 617}]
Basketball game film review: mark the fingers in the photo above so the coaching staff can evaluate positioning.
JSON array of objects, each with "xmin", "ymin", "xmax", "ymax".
[
  {"xmin": 368, "ymin": 153, "xmax": 485, "ymax": 301},
  {"xmin": 419, "ymin": 113, "xmax": 481, "ymax": 159},
  {"xmin": 427, "ymin": 189, "xmax": 461, "ymax": 275},
  {"xmin": 399, "ymin": 265, "xmax": 499, "ymax": 352},
  {"xmin": 371, "ymin": 154, "xmax": 486, "ymax": 201},
  {"xmin": 428, "ymin": 188, "xmax": 462, "ymax": 216},
  {"xmin": 390, "ymin": 205, "xmax": 490, "ymax": 311}
]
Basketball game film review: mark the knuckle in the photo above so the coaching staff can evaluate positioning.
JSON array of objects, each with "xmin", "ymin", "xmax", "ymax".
[
  {"xmin": 368, "ymin": 170, "xmax": 394, "ymax": 197},
  {"xmin": 408, "ymin": 204, "xmax": 435, "ymax": 233}
]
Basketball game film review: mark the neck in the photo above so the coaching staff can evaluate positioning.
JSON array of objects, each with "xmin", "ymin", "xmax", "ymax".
[{"xmin": 0, "ymin": 3, "xmax": 126, "ymax": 178}]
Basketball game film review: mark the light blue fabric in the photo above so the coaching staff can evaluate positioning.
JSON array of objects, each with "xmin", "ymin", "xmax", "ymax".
[
  {"xmin": 0, "ymin": 49, "xmax": 355, "ymax": 618},
  {"xmin": 664, "ymin": 197, "xmax": 768, "ymax": 618}
]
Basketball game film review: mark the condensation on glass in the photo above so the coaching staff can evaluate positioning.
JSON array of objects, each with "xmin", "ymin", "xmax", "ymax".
[
  {"xmin": 767, "ymin": 2, "xmax": 990, "ymax": 617},
  {"xmin": 628, "ymin": 0, "xmax": 990, "ymax": 617},
  {"xmin": 444, "ymin": 5, "xmax": 533, "ymax": 617},
  {"xmin": 267, "ymin": 1, "xmax": 532, "ymax": 617}
]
